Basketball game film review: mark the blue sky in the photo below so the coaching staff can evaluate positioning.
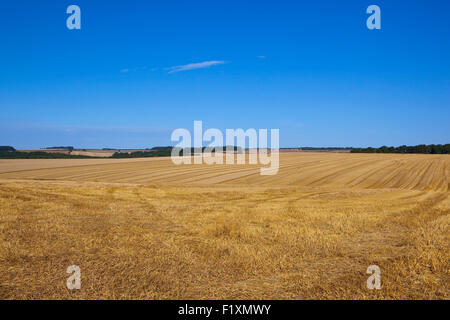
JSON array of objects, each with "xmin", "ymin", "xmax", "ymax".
[{"xmin": 0, "ymin": 0, "xmax": 449, "ymax": 148}]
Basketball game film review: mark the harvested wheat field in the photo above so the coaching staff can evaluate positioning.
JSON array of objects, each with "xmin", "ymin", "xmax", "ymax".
[{"xmin": 0, "ymin": 153, "xmax": 448, "ymax": 299}]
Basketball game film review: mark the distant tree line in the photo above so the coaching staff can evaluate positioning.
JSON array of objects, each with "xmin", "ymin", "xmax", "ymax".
[
  {"xmin": 0, "ymin": 151, "xmax": 96, "ymax": 159},
  {"xmin": 46, "ymin": 146, "xmax": 74, "ymax": 151},
  {"xmin": 299, "ymin": 147, "xmax": 351, "ymax": 151},
  {"xmin": 351, "ymin": 144, "xmax": 450, "ymax": 154},
  {"xmin": 111, "ymin": 146, "xmax": 173, "ymax": 158},
  {"xmin": 0, "ymin": 145, "xmax": 94, "ymax": 159},
  {"xmin": 112, "ymin": 150, "xmax": 171, "ymax": 158},
  {"xmin": 111, "ymin": 146, "xmax": 243, "ymax": 158},
  {"xmin": 0, "ymin": 146, "xmax": 16, "ymax": 152},
  {"xmin": 4, "ymin": 144, "xmax": 448, "ymax": 159},
  {"xmin": 179, "ymin": 146, "xmax": 242, "ymax": 155}
]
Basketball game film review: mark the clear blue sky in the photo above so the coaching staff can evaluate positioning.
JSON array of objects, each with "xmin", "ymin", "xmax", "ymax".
[{"xmin": 0, "ymin": 0, "xmax": 449, "ymax": 149}]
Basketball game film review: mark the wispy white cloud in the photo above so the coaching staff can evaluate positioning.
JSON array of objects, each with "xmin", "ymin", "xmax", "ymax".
[
  {"xmin": 120, "ymin": 66, "xmax": 151, "ymax": 73},
  {"xmin": 120, "ymin": 61, "xmax": 225, "ymax": 74},
  {"xmin": 168, "ymin": 60, "xmax": 226, "ymax": 73},
  {"xmin": 257, "ymin": 55, "xmax": 266, "ymax": 59}
]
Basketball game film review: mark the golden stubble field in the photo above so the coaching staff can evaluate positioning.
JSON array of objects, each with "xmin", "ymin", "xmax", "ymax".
[{"xmin": 0, "ymin": 153, "xmax": 448, "ymax": 299}]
